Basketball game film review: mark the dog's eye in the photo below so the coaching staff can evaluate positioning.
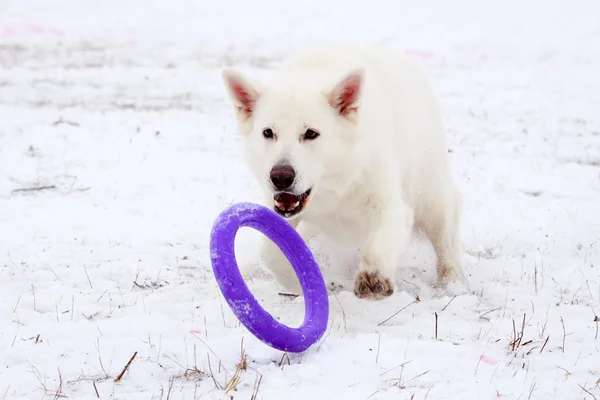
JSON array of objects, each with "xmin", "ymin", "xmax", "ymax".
[
  {"xmin": 262, "ymin": 128, "xmax": 275, "ymax": 139},
  {"xmin": 303, "ymin": 129, "xmax": 320, "ymax": 140}
]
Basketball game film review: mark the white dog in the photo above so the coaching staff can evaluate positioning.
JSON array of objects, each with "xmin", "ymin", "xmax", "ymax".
[{"xmin": 222, "ymin": 44, "xmax": 467, "ymax": 300}]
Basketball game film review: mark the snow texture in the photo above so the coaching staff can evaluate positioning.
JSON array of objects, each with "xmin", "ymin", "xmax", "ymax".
[{"xmin": 1, "ymin": 0, "xmax": 599, "ymax": 399}]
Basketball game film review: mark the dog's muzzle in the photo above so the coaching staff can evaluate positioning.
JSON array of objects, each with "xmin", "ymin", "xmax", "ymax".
[{"xmin": 273, "ymin": 188, "xmax": 312, "ymax": 218}]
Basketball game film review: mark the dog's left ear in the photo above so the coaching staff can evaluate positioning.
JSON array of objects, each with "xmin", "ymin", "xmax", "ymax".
[
  {"xmin": 327, "ymin": 68, "xmax": 364, "ymax": 120},
  {"xmin": 222, "ymin": 68, "xmax": 262, "ymax": 121}
]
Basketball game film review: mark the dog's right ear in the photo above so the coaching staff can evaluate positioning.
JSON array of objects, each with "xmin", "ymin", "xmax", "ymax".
[
  {"xmin": 222, "ymin": 69, "xmax": 261, "ymax": 121},
  {"xmin": 327, "ymin": 67, "xmax": 364, "ymax": 121}
]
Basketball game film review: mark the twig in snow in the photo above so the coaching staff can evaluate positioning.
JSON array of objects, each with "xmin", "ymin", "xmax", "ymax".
[
  {"xmin": 441, "ymin": 294, "xmax": 462, "ymax": 312},
  {"xmin": 560, "ymin": 317, "xmax": 566, "ymax": 353},
  {"xmin": 540, "ymin": 336, "xmax": 549, "ymax": 353},
  {"xmin": 333, "ymin": 292, "xmax": 347, "ymax": 333},
  {"xmin": 278, "ymin": 292, "xmax": 299, "ymax": 299},
  {"xmin": 578, "ymin": 384, "xmax": 597, "ymax": 400},
  {"xmin": 13, "ymin": 295, "xmax": 21, "ymax": 313},
  {"xmin": 94, "ymin": 340, "xmax": 110, "ymax": 379},
  {"xmin": 379, "ymin": 360, "xmax": 413, "ymax": 377},
  {"xmin": 540, "ymin": 307, "xmax": 550, "ymax": 339},
  {"xmin": 375, "ymin": 333, "xmax": 381, "ymax": 363},
  {"xmin": 52, "ymin": 117, "xmax": 80, "ymax": 127},
  {"xmin": 528, "ymin": 378, "xmax": 537, "ymax": 399},
  {"xmin": 509, "ymin": 313, "xmax": 527, "ymax": 352},
  {"xmin": 594, "ymin": 314, "xmax": 599, "ymax": 340},
  {"xmin": 315, "ymin": 320, "xmax": 334, "ymax": 352},
  {"xmin": 96, "ymin": 289, "xmax": 108, "ymax": 303},
  {"xmin": 31, "ymin": 285, "xmax": 37, "ymax": 312},
  {"xmin": 406, "ymin": 371, "xmax": 429, "ymax": 385},
  {"xmin": 114, "ymin": 351, "xmax": 137, "ymax": 382},
  {"xmin": 378, "ymin": 297, "xmax": 420, "ymax": 326},
  {"xmin": 12, "ymin": 185, "xmax": 57, "ymax": 194},
  {"xmin": 435, "ymin": 313, "xmax": 439, "ymax": 340},
  {"xmin": 92, "ymin": 380, "xmax": 100, "ymax": 398},
  {"xmin": 555, "ymin": 366, "xmax": 572, "ymax": 380}
]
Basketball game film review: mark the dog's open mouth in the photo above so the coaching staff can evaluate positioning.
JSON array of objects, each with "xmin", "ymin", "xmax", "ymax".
[{"xmin": 273, "ymin": 189, "xmax": 312, "ymax": 218}]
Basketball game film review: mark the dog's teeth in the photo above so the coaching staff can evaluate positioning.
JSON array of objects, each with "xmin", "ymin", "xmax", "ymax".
[{"xmin": 293, "ymin": 201, "xmax": 300, "ymax": 208}]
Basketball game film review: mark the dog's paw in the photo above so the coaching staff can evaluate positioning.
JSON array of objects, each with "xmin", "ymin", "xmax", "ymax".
[
  {"xmin": 353, "ymin": 271, "xmax": 394, "ymax": 300},
  {"xmin": 435, "ymin": 264, "xmax": 469, "ymax": 292}
]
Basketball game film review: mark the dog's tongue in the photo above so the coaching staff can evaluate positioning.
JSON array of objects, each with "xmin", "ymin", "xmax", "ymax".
[{"xmin": 274, "ymin": 192, "xmax": 299, "ymax": 211}]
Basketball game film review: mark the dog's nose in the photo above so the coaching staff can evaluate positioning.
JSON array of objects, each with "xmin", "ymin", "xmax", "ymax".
[{"xmin": 270, "ymin": 165, "xmax": 295, "ymax": 191}]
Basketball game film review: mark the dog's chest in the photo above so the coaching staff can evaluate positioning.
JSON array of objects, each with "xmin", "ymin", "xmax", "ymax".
[{"xmin": 305, "ymin": 201, "xmax": 374, "ymax": 244}]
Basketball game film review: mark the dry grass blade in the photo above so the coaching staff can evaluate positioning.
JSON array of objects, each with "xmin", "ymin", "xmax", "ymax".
[
  {"xmin": 250, "ymin": 373, "xmax": 263, "ymax": 400},
  {"xmin": 279, "ymin": 352, "xmax": 291, "ymax": 367},
  {"xmin": 52, "ymin": 367, "xmax": 66, "ymax": 399},
  {"xmin": 508, "ymin": 313, "xmax": 527, "ymax": 352},
  {"xmin": 378, "ymin": 298, "xmax": 419, "ymax": 326},
  {"xmin": 237, "ymin": 338, "xmax": 247, "ymax": 371},
  {"xmin": 222, "ymin": 366, "xmax": 243, "ymax": 393},
  {"xmin": 206, "ymin": 353, "xmax": 223, "ymax": 390},
  {"xmin": 517, "ymin": 313, "xmax": 526, "ymax": 347},
  {"xmin": 165, "ymin": 376, "xmax": 175, "ymax": 400},
  {"xmin": 224, "ymin": 339, "xmax": 248, "ymax": 393}
]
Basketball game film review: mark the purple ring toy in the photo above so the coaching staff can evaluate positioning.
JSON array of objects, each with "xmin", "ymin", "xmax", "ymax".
[{"xmin": 209, "ymin": 202, "xmax": 329, "ymax": 353}]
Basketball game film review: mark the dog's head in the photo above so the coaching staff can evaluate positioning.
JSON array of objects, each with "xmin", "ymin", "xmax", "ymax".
[{"xmin": 222, "ymin": 67, "xmax": 365, "ymax": 220}]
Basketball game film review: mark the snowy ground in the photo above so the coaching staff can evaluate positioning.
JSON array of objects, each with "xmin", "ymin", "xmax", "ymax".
[{"xmin": 1, "ymin": 0, "xmax": 600, "ymax": 399}]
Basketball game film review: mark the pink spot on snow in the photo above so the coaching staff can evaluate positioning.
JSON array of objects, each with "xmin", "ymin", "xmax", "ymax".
[
  {"xmin": 190, "ymin": 329, "xmax": 202, "ymax": 335},
  {"xmin": 25, "ymin": 23, "xmax": 45, "ymax": 34},
  {"xmin": 479, "ymin": 354, "xmax": 497, "ymax": 365},
  {"xmin": 405, "ymin": 49, "xmax": 437, "ymax": 60},
  {"xmin": 0, "ymin": 22, "xmax": 65, "ymax": 37},
  {"xmin": 1, "ymin": 27, "xmax": 16, "ymax": 36}
]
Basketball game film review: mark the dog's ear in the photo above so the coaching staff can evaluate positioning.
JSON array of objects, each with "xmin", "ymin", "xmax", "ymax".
[
  {"xmin": 222, "ymin": 68, "xmax": 261, "ymax": 121},
  {"xmin": 327, "ymin": 68, "xmax": 364, "ymax": 119}
]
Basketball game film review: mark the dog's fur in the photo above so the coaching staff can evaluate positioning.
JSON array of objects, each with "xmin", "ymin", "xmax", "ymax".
[{"xmin": 222, "ymin": 44, "xmax": 467, "ymax": 299}]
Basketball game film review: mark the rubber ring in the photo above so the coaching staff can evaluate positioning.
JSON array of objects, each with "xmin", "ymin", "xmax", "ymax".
[{"xmin": 209, "ymin": 202, "xmax": 329, "ymax": 352}]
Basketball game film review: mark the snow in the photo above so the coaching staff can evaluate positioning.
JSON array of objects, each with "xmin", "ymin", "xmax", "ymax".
[{"xmin": 1, "ymin": 0, "xmax": 599, "ymax": 398}]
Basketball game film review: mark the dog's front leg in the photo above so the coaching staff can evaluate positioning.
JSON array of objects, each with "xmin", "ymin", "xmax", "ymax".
[
  {"xmin": 260, "ymin": 217, "xmax": 306, "ymax": 294},
  {"xmin": 354, "ymin": 202, "xmax": 414, "ymax": 300}
]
